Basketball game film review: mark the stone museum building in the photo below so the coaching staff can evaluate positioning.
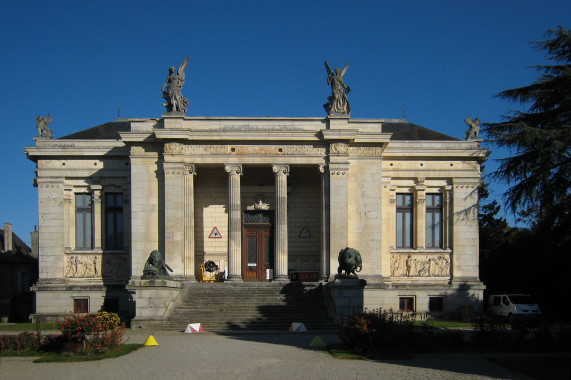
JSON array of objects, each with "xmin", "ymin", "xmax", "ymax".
[{"xmin": 25, "ymin": 61, "xmax": 488, "ymax": 325}]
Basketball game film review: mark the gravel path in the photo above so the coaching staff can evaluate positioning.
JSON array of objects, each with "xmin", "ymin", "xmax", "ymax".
[{"xmin": 0, "ymin": 330, "xmax": 531, "ymax": 379}]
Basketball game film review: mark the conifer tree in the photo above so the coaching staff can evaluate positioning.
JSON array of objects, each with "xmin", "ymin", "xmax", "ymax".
[{"xmin": 484, "ymin": 26, "xmax": 571, "ymax": 243}]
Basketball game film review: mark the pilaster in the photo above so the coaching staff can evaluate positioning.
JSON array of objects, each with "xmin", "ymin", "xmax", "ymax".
[
  {"xmin": 319, "ymin": 164, "xmax": 330, "ymax": 281},
  {"xmin": 415, "ymin": 178, "xmax": 427, "ymax": 249},
  {"xmin": 90, "ymin": 184, "xmax": 103, "ymax": 250}
]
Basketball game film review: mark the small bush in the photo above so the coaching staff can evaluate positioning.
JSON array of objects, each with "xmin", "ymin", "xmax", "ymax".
[
  {"xmin": 0, "ymin": 332, "xmax": 40, "ymax": 353},
  {"xmin": 55, "ymin": 312, "xmax": 126, "ymax": 355}
]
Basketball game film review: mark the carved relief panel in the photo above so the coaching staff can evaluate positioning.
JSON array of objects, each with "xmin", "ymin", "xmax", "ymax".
[
  {"xmin": 390, "ymin": 253, "xmax": 450, "ymax": 277},
  {"xmin": 65, "ymin": 254, "xmax": 129, "ymax": 280}
]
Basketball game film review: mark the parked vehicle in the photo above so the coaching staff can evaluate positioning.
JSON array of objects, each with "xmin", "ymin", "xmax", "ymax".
[{"xmin": 487, "ymin": 294, "xmax": 542, "ymax": 318}]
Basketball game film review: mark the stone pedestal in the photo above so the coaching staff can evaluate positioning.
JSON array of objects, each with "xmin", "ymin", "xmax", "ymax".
[
  {"xmin": 324, "ymin": 277, "xmax": 366, "ymax": 320},
  {"xmin": 126, "ymin": 278, "xmax": 184, "ymax": 327}
]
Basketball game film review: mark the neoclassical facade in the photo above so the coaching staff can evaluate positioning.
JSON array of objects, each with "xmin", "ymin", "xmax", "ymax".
[{"xmin": 25, "ymin": 113, "xmax": 488, "ymax": 321}]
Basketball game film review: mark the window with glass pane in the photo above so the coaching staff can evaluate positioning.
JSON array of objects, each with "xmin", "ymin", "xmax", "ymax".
[
  {"xmin": 396, "ymin": 194, "xmax": 413, "ymax": 248},
  {"xmin": 425, "ymin": 194, "xmax": 443, "ymax": 248},
  {"xmin": 399, "ymin": 296, "xmax": 415, "ymax": 312},
  {"xmin": 105, "ymin": 193, "xmax": 124, "ymax": 250},
  {"xmin": 75, "ymin": 194, "xmax": 93, "ymax": 249}
]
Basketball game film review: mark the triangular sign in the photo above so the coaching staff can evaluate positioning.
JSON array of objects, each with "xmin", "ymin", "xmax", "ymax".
[
  {"xmin": 209, "ymin": 227, "xmax": 222, "ymax": 239},
  {"xmin": 299, "ymin": 227, "xmax": 311, "ymax": 238}
]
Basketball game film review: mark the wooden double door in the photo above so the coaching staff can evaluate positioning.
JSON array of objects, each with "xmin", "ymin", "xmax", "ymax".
[{"xmin": 243, "ymin": 212, "xmax": 274, "ymax": 281}]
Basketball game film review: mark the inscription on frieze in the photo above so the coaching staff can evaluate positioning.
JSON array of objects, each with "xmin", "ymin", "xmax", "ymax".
[{"xmin": 349, "ymin": 147, "xmax": 383, "ymax": 157}]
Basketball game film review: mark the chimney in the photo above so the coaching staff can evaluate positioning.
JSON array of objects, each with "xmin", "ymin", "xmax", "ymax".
[{"xmin": 4, "ymin": 222, "xmax": 13, "ymax": 253}]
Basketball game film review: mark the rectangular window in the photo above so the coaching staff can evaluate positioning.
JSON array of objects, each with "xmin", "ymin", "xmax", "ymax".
[
  {"xmin": 429, "ymin": 297, "xmax": 445, "ymax": 313},
  {"xmin": 74, "ymin": 298, "xmax": 89, "ymax": 313},
  {"xmin": 399, "ymin": 296, "xmax": 415, "ymax": 312},
  {"xmin": 75, "ymin": 194, "xmax": 93, "ymax": 249},
  {"xmin": 426, "ymin": 194, "xmax": 443, "ymax": 248},
  {"xmin": 396, "ymin": 194, "xmax": 413, "ymax": 248},
  {"xmin": 17, "ymin": 272, "xmax": 31, "ymax": 293},
  {"xmin": 105, "ymin": 193, "xmax": 124, "ymax": 250}
]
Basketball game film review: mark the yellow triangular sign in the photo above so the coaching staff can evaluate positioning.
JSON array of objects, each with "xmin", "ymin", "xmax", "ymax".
[
  {"xmin": 309, "ymin": 336, "xmax": 326, "ymax": 347},
  {"xmin": 144, "ymin": 335, "xmax": 159, "ymax": 346}
]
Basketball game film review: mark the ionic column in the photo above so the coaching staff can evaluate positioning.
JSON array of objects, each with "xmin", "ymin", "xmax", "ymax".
[
  {"xmin": 319, "ymin": 164, "xmax": 330, "ymax": 281},
  {"xmin": 225, "ymin": 164, "xmax": 243, "ymax": 281},
  {"xmin": 90, "ymin": 184, "xmax": 103, "ymax": 250},
  {"xmin": 184, "ymin": 164, "xmax": 197, "ymax": 279},
  {"xmin": 273, "ymin": 164, "xmax": 290, "ymax": 281}
]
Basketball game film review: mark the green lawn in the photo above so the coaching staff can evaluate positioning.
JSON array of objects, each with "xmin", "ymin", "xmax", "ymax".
[
  {"xmin": 0, "ymin": 344, "xmax": 143, "ymax": 362},
  {"xmin": 0, "ymin": 322, "xmax": 57, "ymax": 331},
  {"xmin": 413, "ymin": 320, "xmax": 472, "ymax": 328}
]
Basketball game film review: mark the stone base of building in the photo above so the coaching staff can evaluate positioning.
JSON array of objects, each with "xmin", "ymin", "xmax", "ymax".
[{"xmin": 31, "ymin": 278, "xmax": 133, "ymax": 322}]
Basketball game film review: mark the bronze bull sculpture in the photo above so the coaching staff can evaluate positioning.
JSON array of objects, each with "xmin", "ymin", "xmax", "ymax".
[{"xmin": 337, "ymin": 247, "xmax": 362, "ymax": 276}]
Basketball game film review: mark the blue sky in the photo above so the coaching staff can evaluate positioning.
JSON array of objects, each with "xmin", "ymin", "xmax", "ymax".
[{"xmin": 1, "ymin": 1, "xmax": 569, "ymax": 242}]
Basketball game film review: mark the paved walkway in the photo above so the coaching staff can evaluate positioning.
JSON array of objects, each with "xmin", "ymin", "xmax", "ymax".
[{"xmin": 1, "ymin": 330, "xmax": 532, "ymax": 379}]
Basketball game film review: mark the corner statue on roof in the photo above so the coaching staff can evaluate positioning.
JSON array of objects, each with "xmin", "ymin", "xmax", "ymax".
[
  {"xmin": 142, "ymin": 250, "xmax": 173, "ymax": 279},
  {"xmin": 324, "ymin": 61, "xmax": 351, "ymax": 115},
  {"xmin": 35, "ymin": 114, "xmax": 53, "ymax": 139},
  {"xmin": 162, "ymin": 57, "xmax": 190, "ymax": 114},
  {"xmin": 464, "ymin": 116, "xmax": 481, "ymax": 140}
]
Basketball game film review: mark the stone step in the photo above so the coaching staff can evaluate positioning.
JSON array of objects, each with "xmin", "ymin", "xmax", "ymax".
[{"xmin": 162, "ymin": 282, "xmax": 333, "ymax": 331}]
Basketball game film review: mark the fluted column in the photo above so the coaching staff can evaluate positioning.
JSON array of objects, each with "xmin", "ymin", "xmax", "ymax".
[
  {"xmin": 225, "ymin": 164, "xmax": 243, "ymax": 281},
  {"xmin": 184, "ymin": 164, "xmax": 197, "ymax": 279},
  {"xmin": 273, "ymin": 164, "xmax": 290, "ymax": 281},
  {"xmin": 319, "ymin": 164, "xmax": 330, "ymax": 281}
]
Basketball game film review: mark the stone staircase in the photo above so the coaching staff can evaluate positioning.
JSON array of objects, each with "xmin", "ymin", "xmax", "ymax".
[{"xmin": 159, "ymin": 282, "xmax": 336, "ymax": 331}]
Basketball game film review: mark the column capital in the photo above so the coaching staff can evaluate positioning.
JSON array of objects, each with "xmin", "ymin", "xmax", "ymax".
[
  {"xmin": 318, "ymin": 164, "xmax": 328, "ymax": 174},
  {"xmin": 272, "ymin": 164, "xmax": 290, "ymax": 176},
  {"xmin": 225, "ymin": 164, "xmax": 243, "ymax": 176}
]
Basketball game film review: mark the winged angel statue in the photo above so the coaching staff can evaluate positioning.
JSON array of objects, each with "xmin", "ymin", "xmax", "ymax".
[
  {"xmin": 464, "ymin": 116, "xmax": 481, "ymax": 140},
  {"xmin": 35, "ymin": 113, "xmax": 54, "ymax": 138},
  {"xmin": 324, "ymin": 61, "xmax": 351, "ymax": 115},
  {"xmin": 162, "ymin": 57, "xmax": 190, "ymax": 114}
]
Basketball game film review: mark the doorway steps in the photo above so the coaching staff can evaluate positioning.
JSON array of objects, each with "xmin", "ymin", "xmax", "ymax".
[{"xmin": 157, "ymin": 282, "xmax": 336, "ymax": 331}]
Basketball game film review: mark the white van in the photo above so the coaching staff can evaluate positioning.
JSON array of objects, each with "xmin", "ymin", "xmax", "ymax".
[{"xmin": 487, "ymin": 294, "xmax": 542, "ymax": 318}]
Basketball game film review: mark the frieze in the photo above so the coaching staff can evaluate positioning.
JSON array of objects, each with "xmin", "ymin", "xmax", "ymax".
[
  {"xmin": 65, "ymin": 254, "xmax": 129, "ymax": 279},
  {"xmin": 186, "ymin": 145, "xmax": 228, "ymax": 155},
  {"xmin": 284, "ymin": 145, "xmax": 327, "ymax": 156},
  {"xmin": 348, "ymin": 147, "xmax": 383, "ymax": 157},
  {"xmin": 130, "ymin": 146, "xmax": 146, "ymax": 156},
  {"xmin": 219, "ymin": 125, "xmax": 305, "ymax": 131},
  {"xmin": 390, "ymin": 253, "xmax": 450, "ymax": 277},
  {"xmin": 164, "ymin": 142, "xmax": 184, "ymax": 154},
  {"xmin": 330, "ymin": 142, "xmax": 349, "ymax": 155}
]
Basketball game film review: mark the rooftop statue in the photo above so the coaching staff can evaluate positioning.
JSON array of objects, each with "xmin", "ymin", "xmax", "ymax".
[
  {"xmin": 464, "ymin": 116, "xmax": 481, "ymax": 140},
  {"xmin": 162, "ymin": 57, "xmax": 190, "ymax": 114},
  {"xmin": 324, "ymin": 61, "xmax": 351, "ymax": 115},
  {"xmin": 35, "ymin": 114, "xmax": 53, "ymax": 139},
  {"xmin": 142, "ymin": 250, "xmax": 173, "ymax": 279}
]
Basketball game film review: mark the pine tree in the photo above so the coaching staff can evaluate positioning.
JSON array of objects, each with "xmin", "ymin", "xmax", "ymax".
[{"xmin": 484, "ymin": 26, "xmax": 571, "ymax": 244}]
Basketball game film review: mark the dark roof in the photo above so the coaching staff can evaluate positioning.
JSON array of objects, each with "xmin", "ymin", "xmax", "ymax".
[
  {"xmin": 383, "ymin": 121, "xmax": 459, "ymax": 141},
  {"xmin": 57, "ymin": 119, "xmax": 458, "ymax": 141},
  {"xmin": 0, "ymin": 229, "xmax": 32, "ymax": 258},
  {"xmin": 59, "ymin": 120, "xmax": 131, "ymax": 140}
]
